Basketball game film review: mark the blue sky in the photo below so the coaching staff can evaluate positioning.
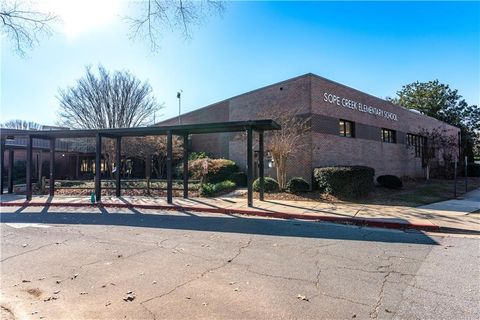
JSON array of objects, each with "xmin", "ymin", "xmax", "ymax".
[{"xmin": 1, "ymin": 1, "xmax": 479, "ymax": 126}]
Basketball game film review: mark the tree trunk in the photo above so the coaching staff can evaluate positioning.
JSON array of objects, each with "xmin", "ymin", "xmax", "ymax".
[
  {"xmin": 426, "ymin": 163, "xmax": 430, "ymax": 181},
  {"xmin": 274, "ymin": 155, "xmax": 287, "ymax": 190},
  {"xmin": 145, "ymin": 154, "xmax": 151, "ymax": 195}
]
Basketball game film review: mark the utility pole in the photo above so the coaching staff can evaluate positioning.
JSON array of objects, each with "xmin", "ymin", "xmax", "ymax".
[{"xmin": 177, "ymin": 90, "xmax": 183, "ymax": 124}]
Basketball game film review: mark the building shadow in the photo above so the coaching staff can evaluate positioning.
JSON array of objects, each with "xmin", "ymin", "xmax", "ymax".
[{"xmin": 0, "ymin": 211, "xmax": 439, "ymax": 246}]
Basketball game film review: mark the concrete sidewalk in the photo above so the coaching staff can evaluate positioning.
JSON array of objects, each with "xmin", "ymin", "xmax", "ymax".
[{"xmin": 1, "ymin": 190, "xmax": 479, "ymax": 233}]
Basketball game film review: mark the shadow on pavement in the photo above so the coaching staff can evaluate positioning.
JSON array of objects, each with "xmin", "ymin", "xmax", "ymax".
[{"xmin": 0, "ymin": 211, "xmax": 439, "ymax": 246}]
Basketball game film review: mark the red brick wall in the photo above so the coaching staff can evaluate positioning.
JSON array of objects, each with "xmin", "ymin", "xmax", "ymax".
[
  {"xmin": 310, "ymin": 75, "xmax": 459, "ymax": 178},
  {"xmin": 156, "ymin": 73, "xmax": 460, "ymax": 184}
]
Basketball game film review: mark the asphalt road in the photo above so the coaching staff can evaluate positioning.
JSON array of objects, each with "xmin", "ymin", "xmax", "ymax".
[{"xmin": 1, "ymin": 207, "xmax": 479, "ymax": 320}]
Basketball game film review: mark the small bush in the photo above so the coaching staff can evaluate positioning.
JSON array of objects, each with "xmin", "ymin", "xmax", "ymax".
[
  {"xmin": 313, "ymin": 166, "xmax": 375, "ymax": 199},
  {"xmin": 286, "ymin": 177, "xmax": 310, "ymax": 193},
  {"xmin": 188, "ymin": 152, "xmax": 209, "ymax": 161},
  {"xmin": 467, "ymin": 163, "xmax": 480, "ymax": 177},
  {"xmin": 189, "ymin": 158, "xmax": 239, "ymax": 183},
  {"xmin": 228, "ymin": 172, "xmax": 247, "ymax": 187},
  {"xmin": 253, "ymin": 177, "xmax": 279, "ymax": 193},
  {"xmin": 376, "ymin": 175, "xmax": 403, "ymax": 189},
  {"xmin": 200, "ymin": 180, "xmax": 236, "ymax": 197}
]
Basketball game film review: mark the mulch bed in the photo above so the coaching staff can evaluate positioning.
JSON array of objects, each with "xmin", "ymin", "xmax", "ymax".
[
  {"xmin": 36, "ymin": 188, "xmax": 200, "ymax": 198},
  {"xmin": 237, "ymin": 191, "xmax": 339, "ymax": 203}
]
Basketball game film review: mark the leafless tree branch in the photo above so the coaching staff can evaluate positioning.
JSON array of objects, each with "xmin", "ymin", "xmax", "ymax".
[
  {"xmin": 0, "ymin": 0, "xmax": 57, "ymax": 57},
  {"xmin": 127, "ymin": 0, "xmax": 224, "ymax": 51},
  {"xmin": 1, "ymin": 119, "xmax": 43, "ymax": 130}
]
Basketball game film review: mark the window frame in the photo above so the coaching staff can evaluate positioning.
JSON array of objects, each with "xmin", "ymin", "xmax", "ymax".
[
  {"xmin": 407, "ymin": 133, "xmax": 425, "ymax": 158},
  {"xmin": 381, "ymin": 128, "xmax": 396, "ymax": 143},
  {"xmin": 339, "ymin": 119, "xmax": 355, "ymax": 138}
]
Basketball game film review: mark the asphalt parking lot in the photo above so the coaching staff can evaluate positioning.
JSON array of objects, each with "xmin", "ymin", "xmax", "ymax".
[{"xmin": 1, "ymin": 207, "xmax": 479, "ymax": 319}]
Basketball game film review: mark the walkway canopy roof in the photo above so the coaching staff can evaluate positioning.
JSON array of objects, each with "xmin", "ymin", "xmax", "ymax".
[
  {"xmin": 1, "ymin": 120, "xmax": 280, "ymax": 208},
  {"xmin": 1, "ymin": 120, "xmax": 280, "ymax": 139}
]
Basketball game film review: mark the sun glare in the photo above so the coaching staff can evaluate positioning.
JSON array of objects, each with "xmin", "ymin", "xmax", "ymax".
[{"xmin": 41, "ymin": 0, "xmax": 123, "ymax": 39}]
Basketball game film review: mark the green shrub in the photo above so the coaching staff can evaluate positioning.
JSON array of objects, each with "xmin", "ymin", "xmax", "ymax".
[
  {"xmin": 467, "ymin": 163, "xmax": 480, "ymax": 177},
  {"xmin": 286, "ymin": 177, "xmax": 310, "ymax": 193},
  {"xmin": 200, "ymin": 180, "xmax": 236, "ymax": 197},
  {"xmin": 188, "ymin": 152, "xmax": 209, "ymax": 161},
  {"xmin": 313, "ymin": 166, "xmax": 375, "ymax": 199},
  {"xmin": 189, "ymin": 158, "xmax": 239, "ymax": 183},
  {"xmin": 253, "ymin": 177, "xmax": 279, "ymax": 193},
  {"xmin": 376, "ymin": 175, "xmax": 403, "ymax": 189},
  {"xmin": 228, "ymin": 172, "xmax": 247, "ymax": 187}
]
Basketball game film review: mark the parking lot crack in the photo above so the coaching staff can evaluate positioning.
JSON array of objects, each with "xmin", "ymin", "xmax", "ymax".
[
  {"xmin": 1, "ymin": 238, "xmax": 74, "ymax": 263},
  {"xmin": 315, "ymin": 292, "xmax": 370, "ymax": 307},
  {"xmin": 245, "ymin": 267, "xmax": 315, "ymax": 284},
  {"xmin": 141, "ymin": 303, "xmax": 157, "ymax": 320},
  {"xmin": 369, "ymin": 262, "xmax": 394, "ymax": 319},
  {"xmin": 140, "ymin": 237, "xmax": 253, "ymax": 305}
]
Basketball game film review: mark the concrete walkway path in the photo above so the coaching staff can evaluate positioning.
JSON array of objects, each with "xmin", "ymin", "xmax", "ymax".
[{"xmin": 1, "ymin": 189, "xmax": 479, "ymax": 233}]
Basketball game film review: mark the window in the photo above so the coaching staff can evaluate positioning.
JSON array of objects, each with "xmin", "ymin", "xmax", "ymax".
[
  {"xmin": 407, "ymin": 133, "xmax": 424, "ymax": 158},
  {"xmin": 381, "ymin": 128, "xmax": 396, "ymax": 143},
  {"xmin": 80, "ymin": 159, "xmax": 92, "ymax": 173},
  {"xmin": 339, "ymin": 119, "xmax": 355, "ymax": 137}
]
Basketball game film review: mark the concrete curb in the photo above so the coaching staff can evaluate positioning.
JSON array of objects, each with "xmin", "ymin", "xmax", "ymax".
[{"xmin": 0, "ymin": 200, "xmax": 443, "ymax": 232}]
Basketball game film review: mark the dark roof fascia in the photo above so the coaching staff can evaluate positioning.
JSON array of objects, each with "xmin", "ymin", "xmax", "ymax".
[{"xmin": 3, "ymin": 120, "xmax": 280, "ymax": 139}]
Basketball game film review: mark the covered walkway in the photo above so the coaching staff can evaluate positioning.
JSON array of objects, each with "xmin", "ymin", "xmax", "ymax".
[{"xmin": 0, "ymin": 120, "xmax": 280, "ymax": 207}]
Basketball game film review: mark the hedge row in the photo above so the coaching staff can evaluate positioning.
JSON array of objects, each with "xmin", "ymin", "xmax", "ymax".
[
  {"xmin": 376, "ymin": 175, "xmax": 403, "ymax": 189},
  {"xmin": 200, "ymin": 180, "xmax": 236, "ymax": 197},
  {"xmin": 313, "ymin": 166, "xmax": 375, "ymax": 198}
]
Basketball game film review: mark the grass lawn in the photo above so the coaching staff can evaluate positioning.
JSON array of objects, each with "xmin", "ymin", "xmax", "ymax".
[
  {"xmin": 362, "ymin": 177, "xmax": 480, "ymax": 207},
  {"xmin": 246, "ymin": 177, "xmax": 480, "ymax": 208}
]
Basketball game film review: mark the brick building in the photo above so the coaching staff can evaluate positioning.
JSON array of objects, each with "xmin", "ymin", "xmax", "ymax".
[{"xmin": 157, "ymin": 73, "xmax": 460, "ymax": 185}]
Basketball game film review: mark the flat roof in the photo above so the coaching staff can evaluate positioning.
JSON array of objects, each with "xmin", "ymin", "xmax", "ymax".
[{"xmin": 0, "ymin": 120, "xmax": 280, "ymax": 139}]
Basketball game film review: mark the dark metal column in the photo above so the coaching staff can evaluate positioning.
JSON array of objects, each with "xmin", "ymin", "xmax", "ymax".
[
  {"xmin": 8, "ymin": 149, "xmax": 14, "ymax": 193},
  {"xmin": 166, "ymin": 130, "xmax": 173, "ymax": 204},
  {"xmin": 115, "ymin": 136, "xmax": 121, "ymax": 197},
  {"xmin": 75, "ymin": 154, "xmax": 80, "ymax": 179},
  {"xmin": 0, "ymin": 139, "xmax": 5, "ymax": 194},
  {"xmin": 0, "ymin": 138, "xmax": 4, "ymax": 195},
  {"xmin": 258, "ymin": 130, "xmax": 265, "ymax": 201},
  {"xmin": 49, "ymin": 138, "xmax": 55, "ymax": 196},
  {"xmin": 247, "ymin": 127, "xmax": 253, "ymax": 207},
  {"xmin": 183, "ymin": 134, "xmax": 189, "ymax": 198},
  {"xmin": 95, "ymin": 133, "xmax": 102, "ymax": 202},
  {"xmin": 26, "ymin": 136, "xmax": 33, "ymax": 201}
]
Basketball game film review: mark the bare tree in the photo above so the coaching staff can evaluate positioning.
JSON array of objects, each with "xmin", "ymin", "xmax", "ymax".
[
  {"xmin": 1, "ymin": 119, "xmax": 43, "ymax": 130},
  {"xmin": 127, "ymin": 0, "xmax": 225, "ymax": 51},
  {"xmin": 258, "ymin": 108, "xmax": 310, "ymax": 190},
  {"xmin": 57, "ymin": 65, "xmax": 162, "ymax": 129},
  {"xmin": 0, "ymin": 0, "xmax": 57, "ymax": 57},
  {"xmin": 415, "ymin": 127, "xmax": 459, "ymax": 180},
  {"xmin": 103, "ymin": 135, "xmax": 183, "ymax": 193},
  {"xmin": 121, "ymin": 136, "xmax": 182, "ymax": 176}
]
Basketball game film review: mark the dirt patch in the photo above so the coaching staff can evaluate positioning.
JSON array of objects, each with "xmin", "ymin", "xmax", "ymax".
[{"xmin": 26, "ymin": 288, "xmax": 42, "ymax": 298}]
